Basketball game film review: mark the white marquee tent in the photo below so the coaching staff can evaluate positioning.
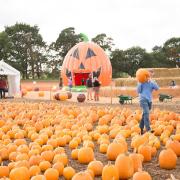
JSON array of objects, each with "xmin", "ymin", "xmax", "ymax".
[{"xmin": 0, "ymin": 60, "xmax": 20, "ymax": 97}]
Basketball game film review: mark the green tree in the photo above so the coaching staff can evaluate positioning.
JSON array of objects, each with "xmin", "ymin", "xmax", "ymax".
[
  {"xmin": 0, "ymin": 32, "xmax": 12, "ymax": 61},
  {"xmin": 123, "ymin": 47, "xmax": 151, "ymax": 76},
  {"xmin": 2, "ymin": 23, "xmax": 46, "ymax": 79},
  {"xmin": 163, "ymin": 37, "xmax": 180, "ymax": 67},
  {"xmin": 92, "ymin": 33, "xmax": 114, "ymax": 52},
  {"xmin": 54, "ymin": 27, "xmax": 82, "ymax": 60},
  {"xmin": 110, "ymin": 49, "xmax": 126, "ymax": 77}
]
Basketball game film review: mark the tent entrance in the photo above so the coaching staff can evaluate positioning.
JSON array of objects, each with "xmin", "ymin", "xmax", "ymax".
[{"xmin": 74, "ymin": 73, "xmax": 90, "ymax": 86}]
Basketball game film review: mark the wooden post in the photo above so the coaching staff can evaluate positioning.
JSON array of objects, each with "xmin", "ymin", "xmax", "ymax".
[{"xmin": 110, "ymin": 81, "xmax": 113, "ymax": 104}]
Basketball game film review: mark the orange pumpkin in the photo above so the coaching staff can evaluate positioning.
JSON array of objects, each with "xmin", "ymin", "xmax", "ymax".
[
  {"xmin": 44, "ymin": 168, "xmax": 59, "ymax": 180},
  {"xmin": 115, "ymin": 153, "xmax": 134, "ymax": 179},
  {"xmin": 0, "ymin": 166, "xmax": 9, "ymax": 178},
  {"xmin": 138, "ymin": 145, "xmax": 152, "ymax": 162},
  {"xmin": 133, "ymin": 171, "xmax": 152, "ymax": 180},
  {"xmin": 159, "ymin": 149, "xmax": 177, "ymax": 169},
  {"xmin": 165, "ymin": 140, "xmax": 180, "ymax": 156},
  {"xmin": 87, "ymin": 160, "xmax": 103, "ymax": 176},
  {"xmin": 52, "ymin": 162, "xmax": 64, "ymax": 176},
  {"xmin": 102, "ymin": 162, "xmax": 119, "ymax": 180},
  {"xmin": 136, "ymin": 69, "xmax": 150, "ymax": 83},
  {"xmin": 63, "ymin": 166, "xmax": 76, "ymax": 180},
  {"xmin": 107, "ymin": 142, "xmax": 127, "ymax": 160},
  {"xmin": 9, "ymin": 167, "xmax": 30, "ymax": 180},
  {"xmin": 61, "ymin": 42, "xmax": 112, "ymax": 86},
  {"xmin": 78, "ymin": 147, "xmax": 94, "ymax": 164},
  {"xmin": 72, "ymin": 171, "xmax": 93, "ymax": 180}
]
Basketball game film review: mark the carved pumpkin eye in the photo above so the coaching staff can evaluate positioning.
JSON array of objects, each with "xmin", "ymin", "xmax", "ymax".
[
  {"xmin": 70, "ymin": 48, "xmax": 79, "ymax": 59},
  {"xmin": 86, "ymin": 48, "xmax": 96, "ymax": 59}
]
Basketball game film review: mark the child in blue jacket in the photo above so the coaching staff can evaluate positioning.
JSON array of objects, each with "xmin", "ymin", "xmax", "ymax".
[{"xmin": 137, "ymin": 70, "xmax": 159, "ymax": 134}]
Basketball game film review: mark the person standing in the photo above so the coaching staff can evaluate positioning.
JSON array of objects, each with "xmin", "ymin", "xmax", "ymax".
[
  {"xmin": 0, "ymin": 76, "xmax": 8, "ymax": 98},
  {"xmin": 86, "ymin": 74, "xmax": 93, "ymax": 100},
  {"xmin": 68, "ymin": 77, "xmax": 73, "ymax": 92},
  {"xmin": 93, "ymin": 77, "xmax": 101, "ymax": 101},
  {"xmin": 137, "ymin": 70, "xmax": 159, "ymax": 134}
]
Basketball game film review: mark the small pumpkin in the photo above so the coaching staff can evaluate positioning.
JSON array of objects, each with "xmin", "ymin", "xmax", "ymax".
[
  {"xmin": 38, "ymin": 91, "xmax": 44, "ymax": 97},
  {"xmin": 133, "ymin": 170, "xmax": 152, "ymax": 180},
  {"xmin": 44, "ymin": 168, "xmax": 59, "ymax": 180},
  {"xmin": 159, "ymin": 149, "xmax": 177, "ymax": 169},
  {"xmin": 63, "ymin": 166, "xmax": 76, "ymax": 180},
  {"xmin": 87, "ymin": 160, "xmax": 103, "ymax": 176},
  {"xmin": 102, "ymin": 162, "xmax": 119, "ymax": 180},
  {"xmin": 129, "ymin": 153, "xmax": 143, "ymax": 172},
  {"xmin": 52, "ymin": 162, "xmax": 64, "ymax": 176},
  {"xmin": 39, "ymin": 161, "xmax": 51, "ymax": 171},
  {"xmin": 77, "ymin": 94, "xmax": 86, "ymax": 103},
  {"xmin": 115, "ymin": 153, "xmax": 134, "ymax": 179},
  {"xmin": 138, "ymin": 145, "xmax": 152, "ymax": 162},
  {"xmin": 29, "ymin": 165, "xmax": 41, "ymax": 177},
  {"xmin": 0, "ymin": 166, "xmax": 9, "ymax": 178},
  {"xmin": 107, "ymin": 142, "xmax": 127, "ymax": 160},
  {"xmin": 166, "ymin": 140, "xmax": 180, "ymax": 156},
  {"xmin": 9, "ymin": 167, "xmax": 30, "ymax": 180},
  {"xmin": 72, "ymin": 171, "xmax": 93, "ymax": 180},
  {"xmin": 78, "ymin": 147, "xmax": 94, "ymax": 164}
]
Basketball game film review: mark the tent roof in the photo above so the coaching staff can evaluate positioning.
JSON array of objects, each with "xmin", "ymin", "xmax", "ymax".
[{"xmin": 0, "ymin": 60, "xmax": 20, "ymax": 76}]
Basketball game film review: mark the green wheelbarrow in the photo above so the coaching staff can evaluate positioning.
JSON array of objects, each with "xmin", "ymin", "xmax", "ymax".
[
  {"xmin": 159, "ymin": 94, "xmax": 173, "ymax": 102},
  {"xmin": 118, "ymin": 95, "xmax": 134, "ymax": 105}
]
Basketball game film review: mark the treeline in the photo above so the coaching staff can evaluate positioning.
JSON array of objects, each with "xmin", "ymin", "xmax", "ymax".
[{"xmin": 0, "ymin": 23, "xmax": 179, "ymax": 79}]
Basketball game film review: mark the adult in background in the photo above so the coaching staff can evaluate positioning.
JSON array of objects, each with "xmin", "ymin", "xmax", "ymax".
[
  {"xmin": 93, "ymin": 77, "xmax": 101, "ymax": 101},
  {"xmin": 137, "ymin": 70, "xmax": 159, "ymax": 134},
  {"xmin": 0, "ymin": 76, "xmax": 8, "ymax": 98},
  {"xmin": 86, "ymin": 74, "xmax": 93, "ymax": 100}
]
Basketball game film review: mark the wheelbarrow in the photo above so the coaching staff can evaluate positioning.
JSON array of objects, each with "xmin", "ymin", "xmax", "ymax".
[
  {"xmin": 159, "ymin": 94, "xmax": 173, "ymax": 102},
  {"xmin": 118, "ymin": 95, "xmax": 134, "ymax": 105}
]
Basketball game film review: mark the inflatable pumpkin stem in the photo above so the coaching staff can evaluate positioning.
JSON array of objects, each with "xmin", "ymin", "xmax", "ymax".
[{"xmin": 80, "ymin": 33, "xmax": 89, "ymax": 42}]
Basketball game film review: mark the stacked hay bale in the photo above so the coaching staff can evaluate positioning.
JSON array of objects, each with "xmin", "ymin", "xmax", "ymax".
[{"xmin": 114, "ymin": 68, "xmax": 180, "ymax": 87}]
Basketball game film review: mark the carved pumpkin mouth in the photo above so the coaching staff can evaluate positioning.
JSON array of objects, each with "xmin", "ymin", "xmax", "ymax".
[{"xmin": 66, "ymin": 66, "xmax": 101, "ymax": 78}]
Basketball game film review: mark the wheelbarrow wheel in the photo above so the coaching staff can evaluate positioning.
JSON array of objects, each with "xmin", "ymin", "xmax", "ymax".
[
  {"xmin": 159, "ymin": 97, "xmax": 164, "ymax": 102},
  {"xmin": 119, "ymin": 100, "xmax": 124, "ymax": 105}
]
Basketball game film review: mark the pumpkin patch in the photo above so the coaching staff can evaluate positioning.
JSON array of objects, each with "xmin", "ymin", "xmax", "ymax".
[{"xmin": 0, "ymin": 101, "xmax": 179, "ymax": 180}]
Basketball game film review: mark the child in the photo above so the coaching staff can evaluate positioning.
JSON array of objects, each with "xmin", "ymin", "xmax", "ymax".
[
  {"xmin": 137, "ymin": 70, "xmax": 159, "ymax": 134},
  {"xmin": 68, "ymin": 77, "xmax": 73, "ymax": 92}
]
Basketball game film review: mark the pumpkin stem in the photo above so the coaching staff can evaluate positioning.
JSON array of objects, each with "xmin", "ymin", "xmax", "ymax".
[{"xmin": 80, "ymin": 33, "xmax": 89, "ymax": 42}]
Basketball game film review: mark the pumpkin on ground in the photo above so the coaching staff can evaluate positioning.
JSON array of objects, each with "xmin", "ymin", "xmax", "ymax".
[
  {"xmin": 115, "ymin": 153, "xmax": 134, "ymax": 179},
  {"xmin": 78, "ymin": 147, "xmax": 94, "ymax": 164},
  {"xmin": 133, "ymin": 171, "xmax": 152, "ymax": 180},
  {"xmin": 102, "ymin": 162, "xmax": 119, "ymax": 180},
  {"xmin": 87, "ymin": 160, "xmax": 103, "ymax": 176},
  {"xmin": 159, "ymin": 149, "xmax": 177, "ymax": 169}
]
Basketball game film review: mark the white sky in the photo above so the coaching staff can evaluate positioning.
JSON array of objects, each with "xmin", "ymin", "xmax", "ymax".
[{"xmin": 0, "ymin": 0, "xmax": 179, "ymax": 52}]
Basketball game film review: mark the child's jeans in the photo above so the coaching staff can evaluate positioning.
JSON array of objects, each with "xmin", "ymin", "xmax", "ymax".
[{"xmin": 139, "ymin": 99, "xmax": 152, "ymax": 132}]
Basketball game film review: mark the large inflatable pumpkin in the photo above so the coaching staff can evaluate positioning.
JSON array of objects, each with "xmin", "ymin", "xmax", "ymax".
[{"xmin": 61, "ymin": 42, "xmax": 112, "ymax": 86}]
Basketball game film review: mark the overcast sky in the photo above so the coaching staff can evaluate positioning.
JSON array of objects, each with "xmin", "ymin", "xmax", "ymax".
[{"xmin": 0, "ymin": 0, "xmax": 179, "ymax": 51}]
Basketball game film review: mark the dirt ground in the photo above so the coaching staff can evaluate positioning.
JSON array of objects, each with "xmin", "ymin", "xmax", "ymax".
[{"xmin": 1, "ymin": 98, "xmax": 180, "ymax": 180}]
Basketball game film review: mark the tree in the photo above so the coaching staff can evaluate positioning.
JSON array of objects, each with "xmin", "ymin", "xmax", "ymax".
[
  {"xmin": 54, "ymin": 27, "xmax": 82, "ymax": 60},
  {"xmin": 151, "ymin": 46, "xmax": 171, "ymax": 67},
  {"xmin": 123, "ymin": 47, "xmax": 151, "ymax": 76},
  {"xmin": 3, "ymin": 23, "xmax": 46, "ymax": 79},
  {"xmin": 110, "ymin": 49, "xmax": 126, "ymax": 77},
  {"xmin": 0, "ymin": 32, "xmax": 12, "ymax": 61},
  {"xmin": 92, "ymin": 33, "xmax": 114, "ymax": 52},
  {"xmin": 163, "ymin": 37, "xmax": 180, "ymax": 67}
]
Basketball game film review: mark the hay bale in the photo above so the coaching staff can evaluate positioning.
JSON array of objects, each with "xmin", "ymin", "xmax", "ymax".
[
  {"xmin": 115, "ymin": 77, "xmax": 180, "ymax": 87},
  {"xmin": 144, "ymin": 68, "xmax": 180, "ymax": 78}
]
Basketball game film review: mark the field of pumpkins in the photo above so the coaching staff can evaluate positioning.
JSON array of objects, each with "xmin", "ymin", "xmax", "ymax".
[{"xmin": 0, "ymin": 101, "xmax": 179, "ymax": 180}]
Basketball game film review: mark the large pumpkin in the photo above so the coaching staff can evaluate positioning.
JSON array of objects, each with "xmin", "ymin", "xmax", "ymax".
[{"xmin": 61, "ymin": 42, "xmax": 112, "ymax": 86}]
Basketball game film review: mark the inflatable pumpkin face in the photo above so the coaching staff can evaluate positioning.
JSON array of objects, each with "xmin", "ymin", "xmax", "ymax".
[{"xmin": 61, "ymin": 42, "xmax": 112, "ymax": 86}]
